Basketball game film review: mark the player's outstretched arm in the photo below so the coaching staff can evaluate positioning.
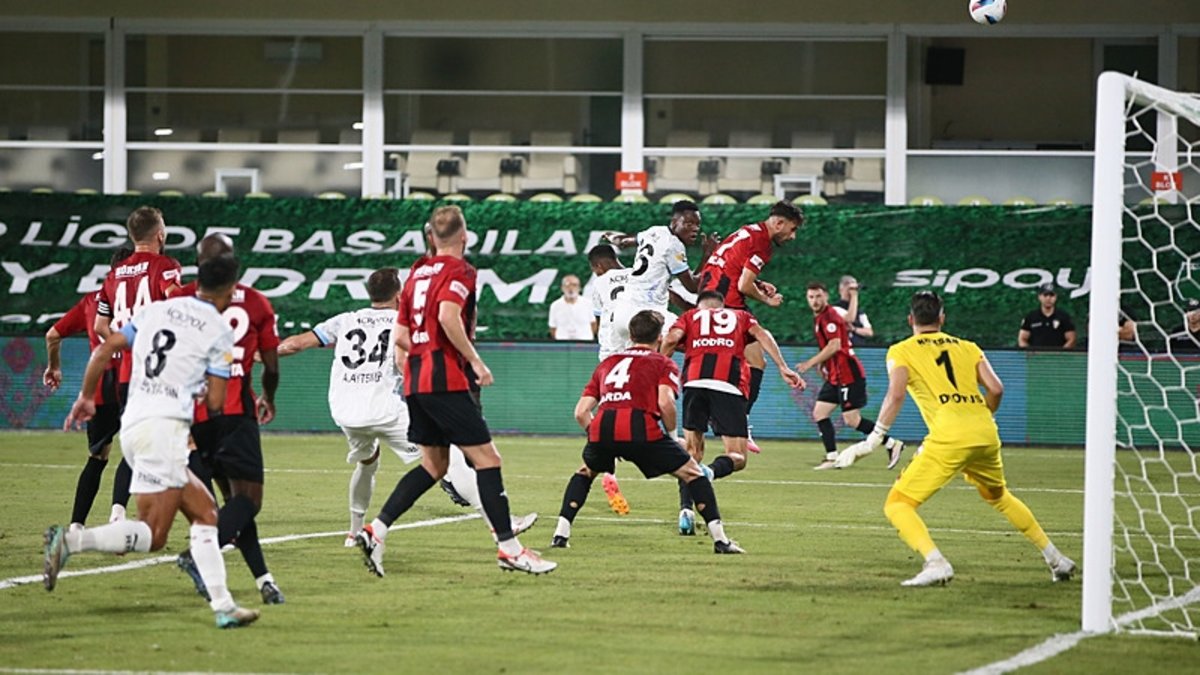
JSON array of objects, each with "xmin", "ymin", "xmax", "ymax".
[
  {"xmin": 602, "ymin": 232, "xmax": 637, "ymax": 249},
  {"xmin": 796, "ymin": 337, "xmax": 840, "ymax": 373},
  {"xmin": 749, "ymin": 324, "xmax": 804, "ymax": 389},
  {"xmin": 43, "ymin": 326, "xmax": 64, "ymax": 390},
  {"xmin": 574, "ymin": 396, "xmax": 597, "ymax": 430},
  {"xmin": 276, "ymin": 331, "xmax": 321, "ymax": 357},
  {"xmin": 660, "ymin": 327, "xmax": 685, "ymax": 355},
  {"xmin": 438, "ymin": 300, "xmax": 493, "ymax": 386},
  {"xmin": 976, "ymin": 355, "xmax": 1005, "ymax": 413},
  {"xmin": 64, "ymin": 332, "xmax": 128, "ymax": 430},
  {"xmin": 657, "ymin": 385, "xmax": 677, "ymax": 433}
]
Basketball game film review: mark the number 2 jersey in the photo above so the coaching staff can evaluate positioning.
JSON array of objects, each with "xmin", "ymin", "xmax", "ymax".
[
  {"xmin": 312, "ymin": 307, "xmax": 402, "ymax": 429},
  {"xmin": 177, "ymin": 282, "xmax": 279, "ymax": 422},
  {"xmin": 398, "ymin": 254, "xmax": 478, "ymax": 396},
  {"xmin": 96, "ymin": 251, "xmax": 183, "ymax": 384},
  {"xmin": 582, "ymin": 347, "xmax": 680, "ymax": 443},
  {"xmin": 117, "ymin": 296, "xmax": 235, "ymax": 429},
  {"xmin": 886, "ymin": 331, "xmax": 999, "ymax": 448},
  {"xmin": 670, "ymin": 306, "xmax": 758, "ymax": 398}
]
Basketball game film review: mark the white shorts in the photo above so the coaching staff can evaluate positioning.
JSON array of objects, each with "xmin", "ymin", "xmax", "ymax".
[
  {"xmin": 341, "ymin": 415, "xmax": 420, "ymax": 465},
  {"xmin": 610, "ymin": 302, "xmax": 677, "ymax": 351},
  {"xmin": 120, "ymin": 417, "xmax": 190, "ymax": 494}
]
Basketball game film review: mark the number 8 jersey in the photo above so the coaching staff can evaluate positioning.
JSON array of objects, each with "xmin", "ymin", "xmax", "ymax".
[
  {"xmin": 312, "ymin": 307, "xmax": 402, "ymax": 428},
  {"xmin": 117, "ymin": 296, "xmax": 235, "ymax": 429}
]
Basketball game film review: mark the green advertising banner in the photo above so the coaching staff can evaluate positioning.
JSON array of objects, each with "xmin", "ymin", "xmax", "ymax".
[{"xmin": 0, "ymin": 193, "xmax": 1105, "ymax": 348}]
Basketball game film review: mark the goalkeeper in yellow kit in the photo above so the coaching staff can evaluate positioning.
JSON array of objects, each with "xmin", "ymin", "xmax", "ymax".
[{"xmin": 849, "ymin": 291, "xmax": 1077, "ymax": 587}]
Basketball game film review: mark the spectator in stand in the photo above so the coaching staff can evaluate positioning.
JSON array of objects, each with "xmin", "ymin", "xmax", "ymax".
[
  {"xmin": 833, "ymin": 275, "xmax": 873, "ymax": 347},
  {"xmin": 548, "ymin": 274, "xmax": 597, "ymax": 341},
  {"xmin": 1168, "ymin": 298, "xmax": 1200, "ymax": 353},
  {"xmin": 1018, "ymin": 283, "xmax": 1076, "ymax": 349}
]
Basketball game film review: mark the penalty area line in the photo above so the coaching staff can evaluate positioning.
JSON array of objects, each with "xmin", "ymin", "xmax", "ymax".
[{"xmin": 0, "ymin": 513, "xmax": 479, "ymax": 592}]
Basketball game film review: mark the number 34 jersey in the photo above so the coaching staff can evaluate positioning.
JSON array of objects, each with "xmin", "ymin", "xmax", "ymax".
[
  {"xmin": 117, "ymin": 296, "xmax": 235, "ymax": 429},
  {"xmin": 313, "ymin": 307, "xmax": 402, "ymax": 429}
]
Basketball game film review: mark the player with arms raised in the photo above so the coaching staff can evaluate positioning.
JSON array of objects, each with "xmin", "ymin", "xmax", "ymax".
[
  {"xmin": 355, "ymin": 206, "xmax": 554, "ymax": 576},
  {"xmin": 47, "ymin": 254, "xmax": 259, "ymax": 628},
  {"xmin": 860, "ymin": 291, "xmax": 1076, "ymax": 586},
  {"xmin": 660, "ymin": 290, "xmax": 803, "ymax": 534},
  {"xmin": 698, "ymin": 200, "xmax": 803, "ymax": 451},
  {"xmin": 550, "ymin": 310, "xmax": 743, "ymax": 553},
  {"xmin": 175, "ymin": 234, "xmax": 284, "ymax": 606}
]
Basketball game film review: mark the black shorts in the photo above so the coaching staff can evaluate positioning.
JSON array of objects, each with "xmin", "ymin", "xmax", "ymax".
[
  {"xmin": 583, "ymin": 436, "xmax": 691, "ymax": 479},
  {"xmin": 406, "ymin": 391, "xmax": 493, "ymax": 448},
  {"xmin": 191, "ymin": 415, "xmax": 264, "ymax": 483},
  {"xmin": 817, "ymin": 379, "xmax": 868, "ymax": 411},
  {"xmin": 682, "ymin": 387, "xmax": 748, "ymax": 438},
  {"xmin": 85, "ymin": 370, "xmax": 122, "ymax": 456}
]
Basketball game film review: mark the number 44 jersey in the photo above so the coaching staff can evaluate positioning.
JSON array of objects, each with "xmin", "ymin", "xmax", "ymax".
[
  {"xmin": 313, "ymin": 307, "xmax": 402, "ymax": 429},
  {"xmin": 117, "ymin": 296, "xmax": 235, "ymax": 429}
]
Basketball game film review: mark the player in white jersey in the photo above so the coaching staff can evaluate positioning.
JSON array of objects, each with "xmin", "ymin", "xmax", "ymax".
[
  {"xmin": 278, "ymin": 266, "xmax": 535, "ymax": 544},
  {"xmin": 587, "ymin": 244, "xmax": 632, "ymax": 361},
  {"xmin": 605, "ymin": 200, "xmax": 713, "ymax": 349},
  {"xmin": 48, "ymin": 254, "xmax": 259, "ymax": 629}
]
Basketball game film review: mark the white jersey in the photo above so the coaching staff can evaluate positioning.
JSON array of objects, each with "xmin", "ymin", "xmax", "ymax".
[
  {"xmin": 118, "ymin": 296, "xmax": 235, "ymax": 429},
  {"xmin": 623, "ymin": 225, "xmax": 689, "ymax": 310},
  {"xmin": 313, "ymin": 307, "xmax": 403, "ymax": 428},
  {"xmin": 590, "ymin": 267, "xmax": 631, "ymax": 359}
]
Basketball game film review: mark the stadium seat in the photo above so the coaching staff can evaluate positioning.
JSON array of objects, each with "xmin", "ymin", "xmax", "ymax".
[
  {"xmin": 909, "ymin": 195, "xmax": 945, "ymax": 206},
  {"xmin": 316, "ymin": 191, "xmax": 347, "ymax": 199},
  {"xmin": 441, "ymin": 193, "xmax": 473, "ymax": 202},
  {"xmin": 528, "ymin": 192, "xmax": 564, "ymax": 203},
  {"xmin": 519, "ymin": 131, "xmax": 580, "ymax": 195},
  {"xmin": 1046, "ymin": 198, "xmax": 1074, "ymax": 206},
  {"xmin": 136, "ymin": 128, "xmax": 207, "ymax": 194},
  {"xmin": 74, "ymin": 188, "xmax": 98, "ymax": 195},
  {"xmin": 789, "ymin": 131, "xmax": 839, "ymax": 196},
  {"xmin": 122, "ymin": 190, "xmax": 143, "ymax": 196},
  {"xmin": 457, "ymin": 130, "xmax": 512, "ymax": 193},
  {"xmin": 651, "ymin": 130, "xmax": 711, "ymax": 195},
  {"xmin": 1003, "ymin": 196, "xmax": 1036, "ymax": 206},
  {"xmin": 202, "ymin": 191, "xmax": 228, "ymax": 198},
  {"xmin": 158, "ymin": 189, "xmax": 185, "ymax": 197},
  {"xmin": 569, "ymin": 193, "xmax": 602, "ymax": 203},
  {"xmin": 701, "ymin": 193, "xmax": 738, "ymax": 205},
  {"xmin": 405, "ymin": 191, "xmax": 437, "ymax": 201},
  {"xmin": 244, "ymin": 191, "xmax": 273, "ymax": 199},
  {"xmin": 485, "ymin": 193, "xmax": 518, "ymax": 202},
  {"xmin": 795, "ymin": 194, "xmax": 828, "ymax": 205},
  {"xmin": 718, "ymin": 131, "xmax": 775, "ymax": 195},
  {"xmin": 9, "ymin": 126, "xmax": 70, "ymax": 191},
  {"xmin": 264, "ymin": 129, "xmax": 323, "ymax": 196},
  {"xmin": 364, "ymin": 193, "xmax": 392, "ymax": 200},
  {"xmin": 745, "ymin": 193, "xmax": 776, "ymax": 205},
  {"xmin": 844, "ymin": 130, "xmax": 884, "ymax": 194},
  {"xmin": 405, "ymin": 130, "xmax": 458, "ymax": 194},
  {"xmin": 957, "ymin": 195, "xmax": 992, "ymax": 206},
  {"xmin": 30, "ymin": 187, "xmax": 54, "ymax": 193},
  {"xmin": 613, "ymin": 193, "xmax": 650, "ymax": 203},
  {"xmin": 658, "ymin": 192, "xmax": 695, "ymax": 204}
]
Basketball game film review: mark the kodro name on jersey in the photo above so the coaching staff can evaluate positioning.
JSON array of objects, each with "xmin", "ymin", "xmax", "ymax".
[{"xmin": 672, "ymin": 307, "xmax": 758, "ymax": 398}]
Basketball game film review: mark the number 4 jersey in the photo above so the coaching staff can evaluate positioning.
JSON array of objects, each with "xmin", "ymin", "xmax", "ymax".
[
  {"xmin": 97, "ymin": 251, "xmax": 183, "ymax": 384},
  {"xmin": 582, "ymin": 347, "xmax": 680, "ymax": 443},
  {"xmin": 312, "ymin": 307, "xmax": 402, "ymax": 428},
  {"xmin": 117, "ymin": 296, "xmax": 235, "ymax": 429}
]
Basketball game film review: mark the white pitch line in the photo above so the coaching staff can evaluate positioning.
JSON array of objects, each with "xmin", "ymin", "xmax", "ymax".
[
  {"xmin": 0, "ymin": 670, "xmax": 293, "ymax": 675},
  {"xmin": 0, "ymin": 513, "xmax": 479, "ymax": 592}
]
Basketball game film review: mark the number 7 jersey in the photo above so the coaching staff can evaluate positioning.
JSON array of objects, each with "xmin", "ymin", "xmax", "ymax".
[{"xmin": 312, "ymin": 307, "xmax": 402, "ymax": 428}]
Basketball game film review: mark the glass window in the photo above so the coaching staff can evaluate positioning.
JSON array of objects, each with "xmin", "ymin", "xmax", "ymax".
[
  {"xmin": 126, "ymin": 92, "xmax": 362, "ymax": 142},
  {"xmin": 385, "ymin": 37, "xmax": 621, "ymax": 91},
  {"xmin": 0, "ymin": 32, "xmax": 104, "ymax": 141},
  {"xmin": 129, "ymin": 147, "xmax": 361, "ymax": 197}
]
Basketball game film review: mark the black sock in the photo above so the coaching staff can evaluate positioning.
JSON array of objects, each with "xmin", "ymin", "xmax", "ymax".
[
  {"xmin": 235, "ymin": 519, "xmax": 269, "ymax": 579},
  {"xmin": 854, "ymin": 417, "xmax": 889, "ymax": 442},
  {"xmin": 678, "ymin": 478, "xmax": 693, "ymax": 510},
  {"xmin": 112, "ymin": 458, "xmax": 132, "ymax": 508},
  {"xmin": 476, "ymin": 467, "xmax": 514, "ymax": 542},
  {"xmin": 710, "ymin": 455, "xmax": 736, "ymax": 479},
  {"xmin": 558, "ymin": 473, "xmax": 595, "ymax": 523},
  {"xmin": 378, "ymin": 464, "xmax": 437, "ymax": 527},
  {"xmin": 817, "ymin": 418, "xmax": 837, "ymax": 454},
  {"xmin": 187, "ymin": 452, "xmax": 215, "ymax": 496},
  {"xmin": 217, "ymin": 494, "xmax": 259, "ymax": 547},
  {"xmin": 685, "ymin": 476, "xmax": 722, "ymax": 523},
  {"xmin": 71, "ymin": 457, "xmax": 108, "ymax": 525},
  {"xmin": 746, "ymin": 367, "xmax": 765, "ymax": 415}
]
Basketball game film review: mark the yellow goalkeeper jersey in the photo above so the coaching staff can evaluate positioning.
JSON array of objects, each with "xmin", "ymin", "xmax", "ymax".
[{"xmin": 886, "ymin": 331, "xmax": 1000, "ymax": 447}]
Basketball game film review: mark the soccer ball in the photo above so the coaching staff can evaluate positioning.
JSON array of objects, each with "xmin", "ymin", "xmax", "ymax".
[{"xmin": 969, "ymin": 0, "xmax": 1007, "ymax": 24}]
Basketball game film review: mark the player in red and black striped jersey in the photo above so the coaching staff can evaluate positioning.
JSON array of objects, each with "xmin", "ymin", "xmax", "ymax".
[
  {"xmin": 661, "ymin": 291, "xmax": 803, "ymax": 533},
  {"xmin": 697, "ymin": 200, "xmax": 804, "ymax": 451},
  {"xmin": 550, "ymin": 309, "xmax": 745, "ymax": 554},
  {"xmin": 43, "ymin": 247, "xmax": 135, "ymax": 531},
  {"xmin": 94, "ymin": 207, "xmax": 183, "ymax": 392},
  {"xmin": 172, "ymin": 234, "xmax": 286, "ymax": 605},
  {"xmin": 356, "ymin": 206, "xmax": 555, "ymax": 577},
  {"xmin": 796, "ymin": 281, "xmax": 904, "ymax": 470}
]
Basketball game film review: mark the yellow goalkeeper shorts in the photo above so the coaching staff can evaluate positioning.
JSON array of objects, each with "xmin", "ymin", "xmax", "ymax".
[{"xmin": 893, "ymin": 439, "xmax": 1007, "ymax": 505}]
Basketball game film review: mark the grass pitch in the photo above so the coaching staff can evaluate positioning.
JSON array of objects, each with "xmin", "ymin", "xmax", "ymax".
[{"xmin": 0, "ymin": 432, "xmax": 1197, "ymax": 674}]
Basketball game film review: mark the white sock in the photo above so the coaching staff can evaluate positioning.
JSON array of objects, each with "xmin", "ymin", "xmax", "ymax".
[
  {"xmin": 349, "ymin": 460, "xmax": 378, "ymax": 525},
  {"xmin": 70, "ymin": 520, "xmax": 152, "ymax": 554},
  {"xmin": 553, "ymin": 516, "xmax": 572, "ymax": 539},
  {"xmin": 1041, "ymin": 542, "xmax": 1061, "ymax": 564},
  {"xmin": 255, "ymin": 573, "xmax": 275, "ymax": 591},
  {"xmin": 109, "ymin": 504, "xmax": 126, "ymax": 522},
  {"xmin": 190, "ymin": 524, "xmax": 235, "ymax": 613},
  {"xmin": 349, "ymin": 512, "xmax": 365, "ymax": 536},
  {"xmin": 446, "ymin": 447, "xmax": 482, "ymax": 509},
  {"xmin": 825, "ymin": 452, "xmax": 838, "ymax": 461},
  {"xmin": 707, "ymin": 519, "xmax": 727, "ymax": 543},
  {"xmin": 497, "ymin": 537, "xmax": 523, "ymax": 557},
  {"xmin": 926, "ymin": 548, "xmax": 946, "ymax": 563},
  {"xmin": 369, "ymin": 518, "xmax": 389, "ymax": 542},
  {"xmin": 69, "ymin": 522, "xmax": 84, "ymax": 534}
]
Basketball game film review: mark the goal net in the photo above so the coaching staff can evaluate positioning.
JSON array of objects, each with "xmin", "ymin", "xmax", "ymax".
[{"xmin": 1084, "ymin": 72, "xmax": 1200, "ymax": 636}]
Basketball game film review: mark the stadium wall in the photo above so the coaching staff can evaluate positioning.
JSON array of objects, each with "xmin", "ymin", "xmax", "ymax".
[{"xmin": 6, "ymin": 337, "xmax": 1196, "ymax": 447}]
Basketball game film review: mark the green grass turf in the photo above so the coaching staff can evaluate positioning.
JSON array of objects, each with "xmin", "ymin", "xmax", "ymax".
[{"xmin": 0, "ymin": 431, "xmax": 1197, "ymax": 674}]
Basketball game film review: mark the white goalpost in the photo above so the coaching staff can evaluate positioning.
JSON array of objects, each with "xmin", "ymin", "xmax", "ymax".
[{"xmin": 1083, "ymin": 71, "xmax": 1200, "ymax": 636}]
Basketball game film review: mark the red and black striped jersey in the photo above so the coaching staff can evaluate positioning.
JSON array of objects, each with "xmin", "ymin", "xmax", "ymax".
[
  {"xmin": 52, "ymin": 291, "xmax": 117, "ymax": 405},
  {"xmin": 96, "ymin": 251, "xmax": 182, "ymax": 384},
  {"xmin": 671, "ymin": 306, "xmax": 758, "ymax": 398},
  {"xmin": 582, "ymin": 347, "xmax": 680, "ymax": 443},
  {"xmin": 814, "ymin": 304, "xmax": 864, "ymax": 386},
  {"xmin": 699, "ymin": 222, "xmax": 774, "ymax": 309},
  {"xmin": 399, "ymin": 255, "xmax": 478, "ymax": 395},
  {"xmin": 178, "ymin": 282, "xmax": 280, "ymax": 420}
]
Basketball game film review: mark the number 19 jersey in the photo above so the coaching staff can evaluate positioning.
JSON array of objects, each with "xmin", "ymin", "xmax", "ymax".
[
  {"xmin": 313, "ymin": 307, "xmax": 402, "ymax": 428},
  {"xmin": 117, "ymin": 296, "xmax": 235, "ymax": 429},
  {"xmin": 886, "ymin": 331, "xmax": 999, "ymax": 448}
]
